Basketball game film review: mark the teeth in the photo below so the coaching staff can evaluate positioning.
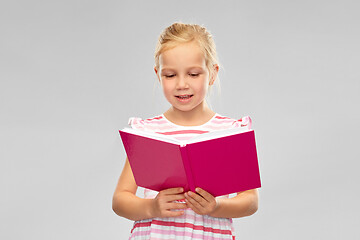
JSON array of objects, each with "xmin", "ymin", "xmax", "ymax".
[
  {"xmin": 178, "ymin": 95, "xmax": 191, "ymax": 97},
  {"xmin": 178, "ymin": 95, "xmax": 191, "ymax": 99}
]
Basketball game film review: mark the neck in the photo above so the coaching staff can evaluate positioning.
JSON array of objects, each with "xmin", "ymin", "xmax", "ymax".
[{"xmin": 164, "ymin": 101, "xmax": 215, "ymax": 126}]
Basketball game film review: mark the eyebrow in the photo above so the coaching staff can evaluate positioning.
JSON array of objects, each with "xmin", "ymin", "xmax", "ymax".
[{"xmin": 161, "ymin": 66, "xmax": 204, "ymax": 73}]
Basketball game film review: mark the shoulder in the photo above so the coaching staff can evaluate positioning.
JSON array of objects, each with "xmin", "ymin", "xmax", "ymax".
[
  {"xmin": 214, "ymin": 113, "xmax": 252, "ymax": 130},
  {"xmin": 128, "ymin": 115, "xmax": 171, "ymax": 132}
]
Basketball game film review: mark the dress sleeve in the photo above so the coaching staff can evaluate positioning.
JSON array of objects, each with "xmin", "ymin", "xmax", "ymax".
[
  {"xmin": 231, "ymin": 116, "xmax": 252, "ymax": 130},
  {"xmin": 128, "ymin": 117, "xmax": 146, "ymax": 130}
]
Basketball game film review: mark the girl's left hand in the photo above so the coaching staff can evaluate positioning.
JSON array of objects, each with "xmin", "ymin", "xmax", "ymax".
[{"xmin": 184, "ymin": 188, "xmax": 218, "ymax": 215}]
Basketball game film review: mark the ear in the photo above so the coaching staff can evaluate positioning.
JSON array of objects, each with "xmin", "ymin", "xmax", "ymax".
[
  {"xmin": 209, "ymin": 64, "xmax": 219, "ymax": 85},
  {"xmin": 154, "ymin": 66, "xmax": 161, "ymax": 83}
]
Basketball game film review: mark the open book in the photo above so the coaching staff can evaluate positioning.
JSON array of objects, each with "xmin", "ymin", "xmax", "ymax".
[{"xmin": 119, "ymin": 127, "xmax": 261, "ymax": 197}]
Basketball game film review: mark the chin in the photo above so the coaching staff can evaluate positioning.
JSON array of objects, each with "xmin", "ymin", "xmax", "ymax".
[
  {"xmin": 173, "ymin": 106, "xmax": 194, "ymax": 112},
  {"xmin": 174, "ymin": 104, "xmax": 203, "ymax": 113}
]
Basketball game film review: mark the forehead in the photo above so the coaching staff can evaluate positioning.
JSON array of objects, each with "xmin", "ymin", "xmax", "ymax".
[{"xmin": 159, "ymin": 42, "xmax": 206, "ymax": 69}]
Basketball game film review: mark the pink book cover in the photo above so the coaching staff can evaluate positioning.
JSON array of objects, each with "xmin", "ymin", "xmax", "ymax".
[{"xmin": 119, "ymin": 128, "xmax": 261, "ymax": 197}]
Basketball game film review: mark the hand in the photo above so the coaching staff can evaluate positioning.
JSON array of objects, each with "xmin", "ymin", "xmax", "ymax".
[
  {"xmin": 184, "ymin": 188, "xmax": 218, "ymax": 215},
  {"xmin": 151, "ymin": 187, "xmax": 187, "ymax": 218}
]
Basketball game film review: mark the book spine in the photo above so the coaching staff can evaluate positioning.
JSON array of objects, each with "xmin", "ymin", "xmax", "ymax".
[{"xmin": 179, "ymin": 145, "xmax": 195, "ymax": 192}]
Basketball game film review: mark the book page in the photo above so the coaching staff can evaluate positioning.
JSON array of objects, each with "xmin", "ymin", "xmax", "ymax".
[
  {"xmin": 120, "ymin": 128, "xmax": 182, "ymax": 145},
  {"xmin": 120, "ymin": 127, "xmax": 251, "ymax": 146}
]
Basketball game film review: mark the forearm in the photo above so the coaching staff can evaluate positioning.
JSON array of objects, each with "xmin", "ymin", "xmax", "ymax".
[
  {"xmin": 209, "ymin": 189, "xmax": 259, "ymax": 218},
  {"xmin": 112, "ymin": 191, "xmax": 154, "ymax": 221}
]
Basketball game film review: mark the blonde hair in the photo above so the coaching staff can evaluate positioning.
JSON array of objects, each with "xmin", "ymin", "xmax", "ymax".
[
  {"xmin": 155, "ymin": 22, "xmax": 219, "ymax": 81},
  {"xmin": 154, "ymin": 22, "xmax": 221, "ymax": 101}
]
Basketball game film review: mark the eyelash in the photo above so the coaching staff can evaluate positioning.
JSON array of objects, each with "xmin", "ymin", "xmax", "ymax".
[
  {"xmin": 190, "ymin": 73, "xmax": 199, "ymax": 77},
  {"xmin": 164, "ymin": 73, "xmax": 199, "ymax": 78}
]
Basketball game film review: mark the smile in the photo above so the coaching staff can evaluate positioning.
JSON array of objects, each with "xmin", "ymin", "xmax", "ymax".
[{"xmin": 175, "ymin": 94, "xmax": 193, "ymax": 102}]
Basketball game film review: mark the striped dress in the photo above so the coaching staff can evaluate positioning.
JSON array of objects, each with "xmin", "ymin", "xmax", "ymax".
[{"xmin": 127, "ymin": 113, "xmax": 252, "ymax": 240}]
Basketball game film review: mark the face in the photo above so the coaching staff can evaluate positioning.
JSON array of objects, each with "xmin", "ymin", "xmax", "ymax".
[{"xmin": 155, "ymin": 41, "xmax": 217, "ymax": 113}]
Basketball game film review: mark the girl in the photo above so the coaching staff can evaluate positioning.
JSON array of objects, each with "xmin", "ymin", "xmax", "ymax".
[{"xmin": 112, "ymin": 22, "xmax": 259, "ymax": 239}]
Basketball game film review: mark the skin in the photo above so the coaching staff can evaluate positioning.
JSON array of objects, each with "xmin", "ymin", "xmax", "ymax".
[
  {"xmin": 154, "ymin": 41, "xmax": 218, "ymax": 127},
  {"xmin": 112, "ymin": 41, "xmax": 258, "ymax": 221}
]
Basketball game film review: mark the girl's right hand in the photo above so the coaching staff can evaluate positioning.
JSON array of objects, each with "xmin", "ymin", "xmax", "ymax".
[{"xmin": 151, "ymin": 187, "xmax": 187, "ymax": 218}]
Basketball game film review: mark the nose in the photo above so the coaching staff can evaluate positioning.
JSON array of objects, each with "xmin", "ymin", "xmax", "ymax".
[{"xmin": 176, "ymin": 75, "xmax": 189, "ymax": 89}]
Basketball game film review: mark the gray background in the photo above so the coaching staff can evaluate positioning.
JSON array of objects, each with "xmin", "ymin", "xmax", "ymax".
[{"xmin": 1, "ymin": 0, "xmax": 359, "ymax": 239}]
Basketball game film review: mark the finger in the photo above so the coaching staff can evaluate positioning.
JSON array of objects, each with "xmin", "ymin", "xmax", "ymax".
[
  {"xmin": 195, "ymin": 188, "xmax": 214, "ymax": 201},
  {"xmin": 164, "ymin": 210, "xmax": 184, "ymax": 218},
  {"xmin": 166, "ymin": 193, "xmax": 186, "ymax": 202},
  {"xmin": 186, "ymin": 191, "xmax": 207, "ymax": 208},
  {"xmin": 185, "ymin": 192, "xmax": 204, "ymax": 210},
  {"xmin": 184, "ymin": 197, "xmax": 202, "ymax": 213},
  {"xmin": 169, "ymin": 202, "xmax": 188, "ymax": 210},
  {"xmin": 161, "ymin": 187, "xmax": 184, "ymax": 195}
]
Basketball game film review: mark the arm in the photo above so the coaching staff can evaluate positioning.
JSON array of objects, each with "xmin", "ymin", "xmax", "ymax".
[
  {"xmin": 112, "ymin": 157, "xmax": 187, "ymax": 221},
  {"xmin": 112, "ymin": 157, "xmax": 154, "ymax": 221},
  {"xmin": 209, "ymin": 189, "xmax": 259, "ymax": 218}
]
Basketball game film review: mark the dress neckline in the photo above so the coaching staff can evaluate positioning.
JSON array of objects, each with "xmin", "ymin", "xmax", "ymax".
[{"xmin": 161, "ymin": 113, "xmax": 218, "ymax": 128}]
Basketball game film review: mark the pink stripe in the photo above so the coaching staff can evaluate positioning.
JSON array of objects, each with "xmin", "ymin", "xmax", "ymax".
[
  {"xmin": 146, "ymin": 116, "xmax": 163, "ymax": 121},
  {"xmin": 150, "ymin": 228, "xmax": 233, "ymax": 239},
  {"xmin": 145, "ymin": 123, "xmax": 224, "ymax": 130},
  {"xmin": 129, "ymin": 230, "xmax": 151, "ymax": 238},
  {"xmin": 149, "ymin": 238, "xmax": 233, "ymax": 240},
  {"xmin": 151, "ymin": 220, "xmax": 232, "ymax": 235},
  {"xmin": 130, "ymin": 227, "xmax": 232, "ymax": 239},
  {"xmin": 241, "ymin": 116, "xmax": 252, "ymax": 129},
  {"xmin": 231, "ymin": 117, "xmax": 251, "ymax": 129},
  {"xmin": 215, "ymin": 116, "xmax": 231, "ymax": 120},
  {"xmin": 138, "ymin": 236, "xmax": 232, "ymax": 240},
  {"xmin": 130, "ymin": 221, "xmax": 151, "ymax": 233},
  {"xmin": 130, "ymin": 219, "xmax": 233, "ymax": 235},
  {"xmin": 156, "ymin": 130, "xmax": 209, "ymax": 135}
]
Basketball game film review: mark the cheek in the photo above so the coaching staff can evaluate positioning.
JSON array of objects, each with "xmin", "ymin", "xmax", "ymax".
[
  {"xmin": 161, "ymin": 81, "xmax": 173, "ymax": 96},
  {"xmin": 197, "ymin": 80, "xmax": 210, "ymax": 94}
]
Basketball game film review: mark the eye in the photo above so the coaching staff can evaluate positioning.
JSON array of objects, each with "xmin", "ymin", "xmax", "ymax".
[
  {"xmin": 189, "ymin": 73, "xmax": 199, "ymax": 77},
  {"xmin": 164, "ymin": 74, "xmax": 175, "ymax": 78}
]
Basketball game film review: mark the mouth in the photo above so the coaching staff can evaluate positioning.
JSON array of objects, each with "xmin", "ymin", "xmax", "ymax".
[{"xmin": 175, "ymin": 94, "xmax": 194, "ymax": 100}]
